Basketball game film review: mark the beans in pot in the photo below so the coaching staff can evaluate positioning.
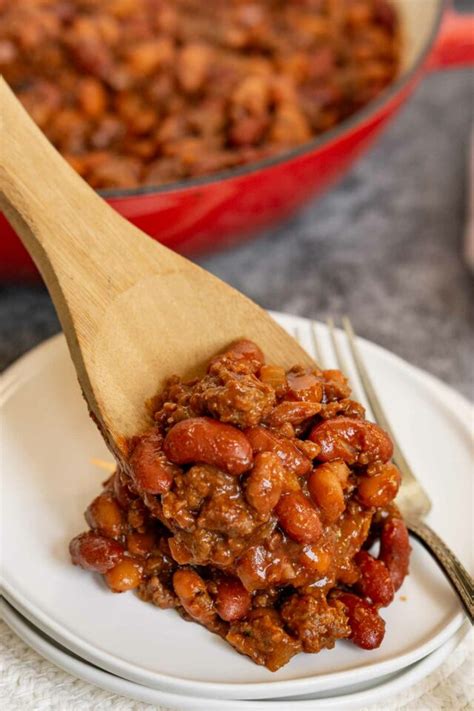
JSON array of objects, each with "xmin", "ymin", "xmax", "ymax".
[{"xmin": 1, "ymin": 0, "xmax": 400, "ymax": 190}]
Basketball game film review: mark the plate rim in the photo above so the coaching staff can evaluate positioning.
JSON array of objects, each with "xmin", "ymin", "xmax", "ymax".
[
  {"xmin": 1, "ymin": 315, "xmax": 472, "ymax": 699},
  {"xmin": 1, "ymin": 580, "xmax": 464, "ymax": 700},
  {"xmin": 1, "ymin": 597, "xmax": 471, "ymax": 711}
]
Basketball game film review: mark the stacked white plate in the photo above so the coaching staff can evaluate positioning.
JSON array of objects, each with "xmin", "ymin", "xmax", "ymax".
[{"xmin": 1, "ymin": 313, "xmax": 472, "ymax": 710}]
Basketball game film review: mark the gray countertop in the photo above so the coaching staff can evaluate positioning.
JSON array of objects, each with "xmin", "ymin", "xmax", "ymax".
[{"xmin": 1, "ymin": 65, "xmax": 472, "ymax": 399}]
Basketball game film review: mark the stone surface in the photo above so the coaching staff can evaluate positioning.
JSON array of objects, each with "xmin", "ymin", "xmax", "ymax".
[{"xmin": 0, "ymin": 66, "xmax": 472, "ymax": 398}]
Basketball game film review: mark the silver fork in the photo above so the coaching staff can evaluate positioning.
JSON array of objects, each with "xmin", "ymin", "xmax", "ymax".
[{"xmin": 304, "ymin": 316, "xmax": 474, "ymax": 623}]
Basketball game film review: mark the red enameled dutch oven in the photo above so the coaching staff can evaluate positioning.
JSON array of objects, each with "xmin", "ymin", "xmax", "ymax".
[{"xmin": 1, "ymin": 0, "xmax": 473, "ymax": 280}]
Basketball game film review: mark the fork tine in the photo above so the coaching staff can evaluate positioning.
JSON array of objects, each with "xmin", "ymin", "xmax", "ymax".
[
  {"xmin": 341, "ymin": 316, "xmax": 417, "ymax": 483},
  {"xmin": 310, "ymin": 320, "xmax": 326, "ymax": 369},
  {"xmin": 327, "ymin": 317, "xmax": 352, "ymax": 385},
  {"xmin": 341, "ymin": 316, "xmax": 390, "ymax": 429}
]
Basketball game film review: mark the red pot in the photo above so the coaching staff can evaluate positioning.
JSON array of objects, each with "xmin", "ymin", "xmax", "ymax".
[{"xmin": 1, "ymin": 0, "xmax": 473, "ymax": 280}]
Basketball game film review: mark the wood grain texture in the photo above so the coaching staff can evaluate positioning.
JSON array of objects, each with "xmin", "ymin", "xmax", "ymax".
[{"xmin": 0, "ymin": 78, "xmax": 314, "ymax": 455}]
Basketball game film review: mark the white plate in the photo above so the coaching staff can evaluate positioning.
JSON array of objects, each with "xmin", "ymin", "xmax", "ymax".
[
  {"xmin": 1, "ymin": 597, "xmax": 470, "ymax": 711},
  {"xmin": 1, "ymin": 313, "xmax": 472, "ymax": 701}
]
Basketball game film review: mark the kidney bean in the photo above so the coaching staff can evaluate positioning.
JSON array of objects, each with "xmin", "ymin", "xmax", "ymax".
[
  {"xmin": 230, "ymin": 115, "xmax": 269, "ymax": 147},
  {"xmin": 69, "ymin": 531, "xmax": 124, "ymax": 573},
  {"xmin": 336, "ymin": 592, "xmax": 385, "ymax": 649},
  {"xmin": 129, "ymin": 429, "xmax": 180, "ymax": 494},
  {"xmin": 357, "ymin": 463, "xmax": 401, "ymax": 507},
  {"xmin": 374, "ymin": 0, "xmax": 398, "ymax": 31},
  {"xmin": 173, "ymin": 569, "xmax": 216, "ymax": 624},
  {"xmin": 265, "ymin": 401, "xmax": 321, "ymax": 428},
  {"xmin": 379, "ymin": 517, "xmax": 411, "ymax": 591},
  {"xmin": 300, "ymin": 544, "xmax": 332, "ymax": 575},
  {"xmin": 225, "ymin": 340, "xmax": 265, "ymax": 364},
  {"xmin": 245, "ymin": 452, "xmax": 283, "ymax": 514},
  {"xmin": 236, "ymin": 542, "xmax": 296, "ymax": 592},
  {"xmin": 245, "ymin": 426, "xmax": 311, "ymax": 476},
  {"xmin": 270, "ymin": 103, "xmax": 311, "ymax": 144},
  {"xmin": 105, "ymin": 558, "xmax": 143, "ymax": 592},
  {"xmin": 177, "ymin": 43, "xmax": 212, "ymax": 94},
  {"xmin": 276, "ymin": 492, "xmax": 322, "ymax": 544},
  {"xmin": 126, "ymin": 38, "xmax": 175, "ymax": 76},
  {"xmin": 355, "ymin": 550, "xmax": 394, "ymax": 607},
  {"xmin": 308, "ymin": 464, "xmax": 346, "ymax": 523},
  {"xmin": 231, "ymin": 75, "xmax": 270, "ymax": 117},
  {"xmin": 126, "ymin": 530, "xmax": 156, "ymax": 557},
  {"xmin": 309, "ymin": 417, "xmax": 393, "ymax": 465},
  {"xmin": 214, "ymin": 576, "xmax": 251, "ymax": 621},
  {"xmin": 168, "ymin": 537, "xmax": 193, "ymax": 565},
  {"xmin": 85, "ymin": 491, "xmax": 123, "ymax": 539},
  {"xmin": 164, "ymin": 417, "xmax": 253, "ymax": 475},
  {"xmin": 326, "ymin": 460, "xmax": 351, "ymax": 487},
  {"xmin": 77, "ymin": 77, "xmax": 107, "ymax": 118}
]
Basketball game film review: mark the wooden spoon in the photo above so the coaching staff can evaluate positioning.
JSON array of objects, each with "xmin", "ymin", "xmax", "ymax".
[{"xmin": 0, "ymin": 78, "xmax": 313, "ymax": 457}]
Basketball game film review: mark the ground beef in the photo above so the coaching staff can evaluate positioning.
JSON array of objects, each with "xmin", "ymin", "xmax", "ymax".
[
  {"xmin": 227, "ymin": 608, "xmax": 302, "ymax": 672},
  {"xmin": 280, "ymin": 592, "xmax": 350, "ymax": 653}
]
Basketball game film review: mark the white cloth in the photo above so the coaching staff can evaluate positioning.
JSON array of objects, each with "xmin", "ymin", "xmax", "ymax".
[{"xmin": 1, "ymin": 620, "xmax": 472, "ymax": 711}]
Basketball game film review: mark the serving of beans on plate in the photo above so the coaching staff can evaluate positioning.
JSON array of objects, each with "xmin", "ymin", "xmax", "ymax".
[
  {"xmin": 0, "ymin": 0, "xmax": 400, "ymax": 190},
  {"xmin": 70, "ymin": 339, "xmax": 410, "ymax": 671}
]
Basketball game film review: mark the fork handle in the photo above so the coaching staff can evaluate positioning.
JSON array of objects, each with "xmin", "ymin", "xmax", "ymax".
[{"xmin": 407, "ymin": 519, "xmax": 474, "ymax": 624}]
